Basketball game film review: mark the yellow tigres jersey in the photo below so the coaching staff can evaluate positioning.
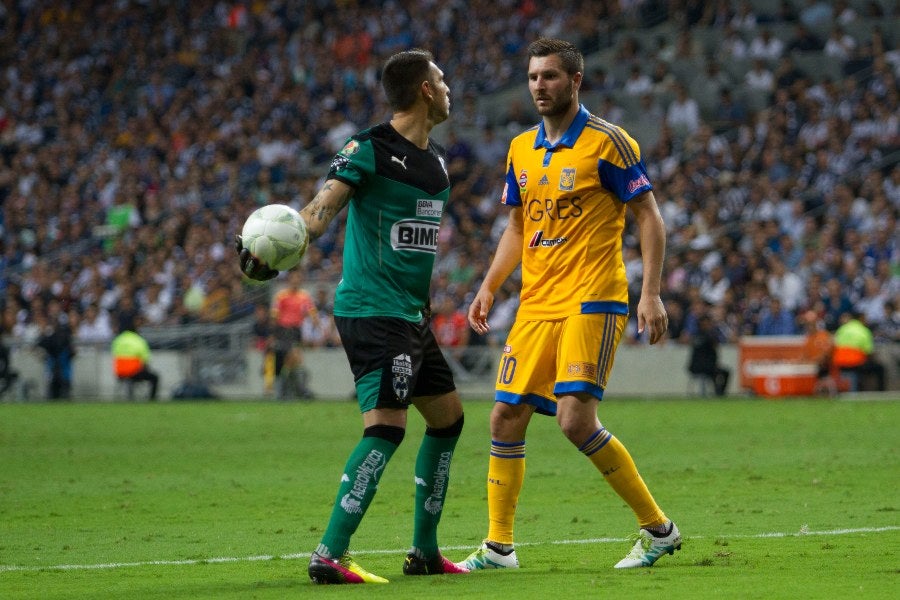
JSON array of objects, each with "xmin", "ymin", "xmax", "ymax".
[{"xmin": 501, "ymin": 104, "xmax": 653, "ymax": 320}]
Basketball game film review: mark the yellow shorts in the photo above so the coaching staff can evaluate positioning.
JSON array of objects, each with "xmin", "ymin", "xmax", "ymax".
[{"xmin": 494, "ymin": 313, "xmax": 626, "ymax": 415}]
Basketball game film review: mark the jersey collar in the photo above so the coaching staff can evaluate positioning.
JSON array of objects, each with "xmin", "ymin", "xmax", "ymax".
[{"xmin": 533, "ymin": 104, "xmax": 589, "ymax": 150}]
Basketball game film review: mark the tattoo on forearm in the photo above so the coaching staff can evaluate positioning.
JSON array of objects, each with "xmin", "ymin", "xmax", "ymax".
[{"xmin": 308, "ymin": 185, "xmax": 352, "ymax": 238}]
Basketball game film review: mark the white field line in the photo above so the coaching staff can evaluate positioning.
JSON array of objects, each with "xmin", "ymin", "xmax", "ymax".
[{"xmin": 1, "ymin": 525, "xmax": 897, "ymax": 573}]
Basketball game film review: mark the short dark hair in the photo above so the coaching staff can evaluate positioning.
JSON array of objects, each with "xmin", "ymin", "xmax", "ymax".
[
  {"xmin": 381, "ymin": 49, "xmax": 434, "ymax": 111},
  {"xmin": 527, "ymin": 38, "xmax": 584, "ymax": 76}
]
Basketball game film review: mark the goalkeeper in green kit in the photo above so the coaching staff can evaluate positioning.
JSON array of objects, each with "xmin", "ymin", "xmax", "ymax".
[{"xmin": 236, "ymin": 49, "xmax": 468, "ymax": 584}]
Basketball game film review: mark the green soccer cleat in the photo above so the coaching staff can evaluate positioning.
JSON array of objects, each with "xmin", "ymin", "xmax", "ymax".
[
  {"xmin": 614, "ymin": 522, "xmax": 682, "ymax": 568},
  {"xmin": 454, "ymin": 541, "xmax": 519, "ymax": 571}
]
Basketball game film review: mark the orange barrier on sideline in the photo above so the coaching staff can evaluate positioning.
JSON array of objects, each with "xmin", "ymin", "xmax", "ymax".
[{"xmin": 738, "ymin": 336, "xmax": 816, "ymax": 397}]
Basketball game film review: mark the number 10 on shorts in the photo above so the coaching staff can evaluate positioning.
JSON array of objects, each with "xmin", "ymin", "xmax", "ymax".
[{"xmin": 499, "ymin": 356, "xmax": 517, "ymax": 385}]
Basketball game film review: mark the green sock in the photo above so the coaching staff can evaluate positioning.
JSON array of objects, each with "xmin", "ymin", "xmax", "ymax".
[
  {"xmin": 318, "ymin": 434, "xmax": 399, "ymax": 558},
  {"xmin": 412, "ymin": 420, "xmax": 462, "ymax": 559}
]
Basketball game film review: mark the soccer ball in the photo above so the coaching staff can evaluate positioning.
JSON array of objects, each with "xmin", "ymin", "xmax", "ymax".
[{"xmin": 240, "ymin": 204, "xmax": 309, "ymax": 271}]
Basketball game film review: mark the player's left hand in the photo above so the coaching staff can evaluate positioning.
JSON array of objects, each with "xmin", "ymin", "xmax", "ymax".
[
  {"xmin": 637, "ymin": 294, "xmax": 668, "ymax": 344},
  {"xmin": 467, "ymin": 289, "xmax": 494, "ymax": 335},
  {"xmin": 235, "ymin": 235, "xmax": 278, "ymax": 281}
]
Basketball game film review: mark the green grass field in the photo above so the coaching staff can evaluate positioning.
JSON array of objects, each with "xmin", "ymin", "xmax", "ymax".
[{"xmin": 1, "ymin": 397, "xmax": 898, "ymax": 599}]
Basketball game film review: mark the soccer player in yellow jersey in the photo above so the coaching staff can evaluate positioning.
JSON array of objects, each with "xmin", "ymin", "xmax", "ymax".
[{"xmin": 456, "ymin": 38, "xmax": 681, "ymax": 571}]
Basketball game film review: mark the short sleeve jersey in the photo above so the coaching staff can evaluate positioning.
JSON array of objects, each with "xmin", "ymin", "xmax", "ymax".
[
  {"xmin": 501, "ymin": 105, "xmax": 653, "ymax": 320},
  {"xmin": 327, "ymin": 123, "xmax": 450, "ymax": 322}
]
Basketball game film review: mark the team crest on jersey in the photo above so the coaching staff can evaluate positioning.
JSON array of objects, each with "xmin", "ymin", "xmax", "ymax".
[
  {"xmin": 518, "ymin": 170, "xmax": 528, "ymax": 189},
  {"xmin": 340, "ymin": 140, "xmax": 360, "ymax": 156},
  {"xmin": 559, "ymin": 168, "xmax": 576, "ymax": 191}
]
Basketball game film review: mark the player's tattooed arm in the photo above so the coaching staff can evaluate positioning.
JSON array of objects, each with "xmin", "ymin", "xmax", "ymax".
[{"xmin": 300, "ymin": 180, "xmax": 354, "ymax": 242}]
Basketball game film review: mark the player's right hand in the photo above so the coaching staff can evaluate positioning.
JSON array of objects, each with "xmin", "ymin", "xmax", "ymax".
[{"xmin": 235, "ymin": 235, "xmax": 278, "ymax": 281}]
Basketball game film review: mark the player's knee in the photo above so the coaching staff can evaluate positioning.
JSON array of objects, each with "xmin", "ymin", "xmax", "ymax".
[
  {"xmin": 490, "ymin": 403, "xmax": 529, "ymax": 440},
  {"xmin": 363, "ymin": 424, "xmax": 406, "ymax": 446},
  {"xmin": 426, "ymin": 413, "xmax": 464, "ymax": 438}
]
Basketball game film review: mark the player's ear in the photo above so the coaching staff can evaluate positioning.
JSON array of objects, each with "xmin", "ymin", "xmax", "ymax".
[
  {"xmin": 572, "ymin": 71, "xmax": 583, "ymax": 92},
  {"xmin": 420, "ymin": 79, "xmax": 433, "ymax": 102}
]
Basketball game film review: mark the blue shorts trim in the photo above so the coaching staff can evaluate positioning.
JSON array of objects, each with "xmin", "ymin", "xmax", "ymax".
[
  {"xmin": 495, "ymin": 390, "xmax": 557, "ymax": 416},
  {"xmin": 554, "ymin": 380, "xmax": 606, "ymax": 400}
]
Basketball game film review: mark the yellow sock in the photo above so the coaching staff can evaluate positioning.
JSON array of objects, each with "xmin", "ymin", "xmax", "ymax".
[
  {"xmin": 580, "ymin": 429, "xmax": 667, "ymax": 528},
  {"xmin": 486, "ymin": 440, "xmax": 526, "ymax": 545}
]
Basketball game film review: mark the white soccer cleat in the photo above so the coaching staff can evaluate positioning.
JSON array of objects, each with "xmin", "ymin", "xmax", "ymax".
[
  {"xmin": 614, "ymin": 522, "xmax": 682, "ymax": 568},
  {"xmin": 455, "ymin": 541, "xmax": 520, "ymax": 570}
]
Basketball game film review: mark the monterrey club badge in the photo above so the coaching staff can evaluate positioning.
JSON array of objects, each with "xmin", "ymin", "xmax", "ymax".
[{"xmin": 391, "ymin": 353, "xmax": 413, "ymax": 402}]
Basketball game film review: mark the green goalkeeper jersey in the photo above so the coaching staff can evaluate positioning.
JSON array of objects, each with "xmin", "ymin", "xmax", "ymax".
[{"xmin": 327, "ymin": 123, "xmax": 450, "ymax": 322}]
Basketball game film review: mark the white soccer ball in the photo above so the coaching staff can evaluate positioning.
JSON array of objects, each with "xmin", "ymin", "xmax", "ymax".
[{"xmin": 240, "ymin": 204, "xmax": 309, "ymax": 271}]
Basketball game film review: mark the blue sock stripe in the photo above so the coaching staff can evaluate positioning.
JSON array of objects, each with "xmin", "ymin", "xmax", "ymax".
[
  {"xmin": 490, "ymin": 440, "xmax": 525, "ymax": 458},
  {"xmin": 579, "ymin": 428, "xmax": 612, "ymax": 456},
  {"xmin": 491, "ymin": 440, "xmax": 526, "ymax": 447}
]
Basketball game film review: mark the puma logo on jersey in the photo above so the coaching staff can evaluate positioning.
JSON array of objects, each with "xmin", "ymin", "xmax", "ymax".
[{"xmin": 391, "ymin": 155, "xmax": 408, "ymax": 169}]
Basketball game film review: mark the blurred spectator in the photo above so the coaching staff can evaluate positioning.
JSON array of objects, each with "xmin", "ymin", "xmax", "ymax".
[
  {"xmin": 473, "ymin": 125, "xmax": 508, "ymax": 170},
  {"xmin": 799, "ymin": 0, "xmax": 833, "ymax": 28},
  {"xmin": 0, "ymin": 337, "xmax": 19, "ymax": 399},
  {"xmin": 721, "ymin": 24, "xmax": 749, "ymax": 59},
  {"xmin": 731, "ymin": 0, "xmax": 759, "ymax": 31},
  {"xmin": 431, "ymin": 294, "xmax": 470, "ymax": 363},
  {"xmin": 600, "ymin": 95, "xmax": 627, "ymax": 125},
  {"xmin": 832, "ymin": 0, "xmax": 859, "ymax": 25},
  {"xmin": 748, "ymin": 28, "xmax": 785, "ymax": 61},
  {"xmin": 756, "ymin": 297, "xmax": 798, "ymax": 335},
  {"xmin": 623, "ymin": 64, "xmax": 653, "ymax": 97},
  {"xmin": 766, "ymin": 255, "xmax": 805, "ymax": 311},
  {"xmin": 824, "ymin": 26, "xmax": 858, "ymax": 63},
  {"xmin": 35, "ymin": 303, "xmax": 75, "ymax": 400},
  {"xmin": 75, "ymin": 305, "xmax": 114, "ymax": 345},
  {"xmin": 302, "ymin": 288, "xmax": 341, "ymax": 349},
  {"xmin": 799, "ymin": 310, "xmax": 837, "ymax": 395},
  {"xmin": 745, "ymin": 58, "xmax": 775, "ymax": 92},
  {"xmin": 270, "ymin": 270, "xmax": 315, "ymax": 400},
  {"xmin": 687, "ymin": 314, "xmax": 731, "ymax": 396},
  {"xmin": 666, "ymin": 82, "xmax": 701, "ymax": 138},
  {"xmin": 786, "ymin": 23, "xmax": 824, "ymax": 53}
]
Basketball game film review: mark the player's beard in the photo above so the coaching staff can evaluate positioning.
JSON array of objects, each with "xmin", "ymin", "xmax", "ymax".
[
  {"xmin": 429, "ymin": 94, "xmax": 450, "ymax": 125},
  {"xmin": 534, "ymin": 81, "xmax": 574, "ymax": 118}
]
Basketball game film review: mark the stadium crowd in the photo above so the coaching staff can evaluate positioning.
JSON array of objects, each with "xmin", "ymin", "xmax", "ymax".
[{"xmin": 0, "ymin": 0, "xmax": 898, "ymax": 381}]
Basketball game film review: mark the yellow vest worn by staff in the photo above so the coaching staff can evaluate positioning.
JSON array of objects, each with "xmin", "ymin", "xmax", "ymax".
[
  {"xmin": 111, "ymin": 330, "xmax": 151, "ymax": 378},
  {"xmin": 832, "ymin": 318, "xmax": 872, "ymax": 369}
]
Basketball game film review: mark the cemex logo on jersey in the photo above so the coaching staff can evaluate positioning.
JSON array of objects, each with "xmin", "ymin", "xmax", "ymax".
[
  {"xmin": 528, "ymin": 230, "xmax": 569, "ymax": 248},
  {"xmin": 391, "ymin": 219, "xmax": 440, "ymax": 253}
]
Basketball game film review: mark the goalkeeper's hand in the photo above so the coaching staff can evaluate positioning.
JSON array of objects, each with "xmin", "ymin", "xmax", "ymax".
[{"xmin": 235, "ymin": 235, "xmax": 278, "ymax": 281}]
